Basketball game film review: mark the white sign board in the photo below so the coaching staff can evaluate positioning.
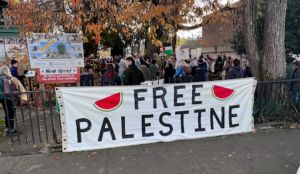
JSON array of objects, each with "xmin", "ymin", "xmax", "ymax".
[
  {"xmin": 27, "ymin": 33, "xmax": 84, "ymax": 68},
  {"xmin": 175, "ymin": 47, "xmax": 189, "ymax": 62},
  {"xmin": 56, "ymin": 78, "xmax": 256, "ymax": 152}
]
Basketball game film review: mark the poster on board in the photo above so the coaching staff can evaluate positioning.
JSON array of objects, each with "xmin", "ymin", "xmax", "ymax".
[{"xmin": 27, "ymin": 33, "xmax": 84, "ymax": 68}]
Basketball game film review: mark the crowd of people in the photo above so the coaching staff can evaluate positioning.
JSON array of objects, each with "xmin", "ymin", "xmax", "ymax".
[{"xmin": 81, "ymin": 53, "xmax": 253, "ymax": 86}]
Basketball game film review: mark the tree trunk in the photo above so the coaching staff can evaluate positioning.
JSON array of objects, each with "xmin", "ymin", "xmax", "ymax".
[
  {"xmin": 243, "ymin": 0, "xmax": 261, "ymax": 79},
  {"xmin": 263, "ymin": 0, "xmax": 287, "ymax": 80}
]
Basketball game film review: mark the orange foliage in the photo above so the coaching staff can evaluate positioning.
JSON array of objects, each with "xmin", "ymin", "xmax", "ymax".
[{"xmin": 4, "ymin": 0, "xmax": 228, "ymax": 43}]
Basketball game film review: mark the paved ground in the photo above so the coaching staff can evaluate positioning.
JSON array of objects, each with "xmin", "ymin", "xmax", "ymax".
[{"xmin": 0, "ymin": 128, "xmax": 299, "ymax": 174}]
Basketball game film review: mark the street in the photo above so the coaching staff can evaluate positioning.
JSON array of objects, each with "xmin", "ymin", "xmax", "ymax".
[{"xmin": 1, "ymin": 128, "xmax": 299, "ymax": 174}]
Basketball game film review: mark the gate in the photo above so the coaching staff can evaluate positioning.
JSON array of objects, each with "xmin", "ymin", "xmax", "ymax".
[{"xmin": 0, "ymin": 90, "xmax": 61, "ymax": 154}]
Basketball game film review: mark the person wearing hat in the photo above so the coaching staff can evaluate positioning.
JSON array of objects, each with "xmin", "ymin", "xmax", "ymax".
[
  {"xmin": 10, "ymin": 59, "xmax": 19, "ymax": 79},
  {"xmin": 10, "ymin": 59, "xmax": 26, "ymax": 86}
]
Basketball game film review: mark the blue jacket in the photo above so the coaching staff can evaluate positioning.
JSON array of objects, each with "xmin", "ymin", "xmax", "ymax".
[
  {"xmin": 198, "ymin": 63, "xmax": 207, "ymax": 81},
  {"xmin": 174, "ymin": 67, "xmax": 185, "ymax": 78},
  {"xmin": 10, "ymin": 67, "xmax": 18, "ymax": 78}
]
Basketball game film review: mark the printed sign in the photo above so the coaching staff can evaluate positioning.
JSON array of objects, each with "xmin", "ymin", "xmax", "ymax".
[
  {"xmin": 175, "ymin": 47, "xmax": 189, "ymax": 61},
  {"xmin": 56, "ymin": 78, "xmax": 256, "ymax": 152},
  {"xmin": 38, "ymin": 67, "xmax": 80, "ymax": 84},
  {"xmin": 191, "ymin": 48, "xmax": 202, "ymax": 59},
  {"xmin": 0, "ymin": 37, "xmax": 27, "ymax": 59},
  {"xmin": 27, "ymin": 33, "xmax": 84, "ymax": 68}
]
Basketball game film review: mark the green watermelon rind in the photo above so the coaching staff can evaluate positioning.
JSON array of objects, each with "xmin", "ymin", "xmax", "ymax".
[
  {"xmin": 93, "ymin": 92, "xmax": 123, "ymax": 112},
  {"xmin": 211, "ymin": 85, "xmax": 236, "ymax": 101}
]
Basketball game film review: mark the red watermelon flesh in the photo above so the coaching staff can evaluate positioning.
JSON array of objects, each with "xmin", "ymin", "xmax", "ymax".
[
  {"xmin": 212, "ymin": 85, "xmax": 235, "ymax": 100},
  {"xmin": 94, "ymin": 92, "xmax": 122, "ymax": 111}
]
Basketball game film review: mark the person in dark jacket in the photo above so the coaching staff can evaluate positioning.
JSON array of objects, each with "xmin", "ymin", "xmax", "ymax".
[
  {"xmin": 149, "ymin": 59, "xmax": 160, "ymax": 80},
  {"xmin": 10, "ymin": 59, "xmax": 25, "ymax": 86},
  {"xmin": 102, "ymin": 64, "xmax": 121, "ymax": 86},
  {"xmin": 124, "ymin": 57, "xmax": 145, "ymax": 85},
  {"xmin": 227, "ymin": 59, "xmax": 243, "ymax": 79},
  {"xmin": 244, "ymin": 61, "xmax": 253, "ymax": 78},
  {"xmin": 10, "ymin": 59, "xmax": 19, "ymax": 78},
  {"xmin": 139, "ymin": 58, "xmax": 151, "ymax": 81},
  {"xmin": 80, "ymin": 65, "xmax": 94, "ymax": 86},
  {"xmin": 214, "ymin": 55, "xmax": 224, "ymax": 74},
  {"xmin": 164, "ymin": 59, "xmax": 175, "ymax": 83},
  {"xmin": 291, "ymin": 61, "xmax": 300, "ymax": 105},
  {"xmin": 198, "ymin": 59, "xmax": 207, "ymax": 81}
]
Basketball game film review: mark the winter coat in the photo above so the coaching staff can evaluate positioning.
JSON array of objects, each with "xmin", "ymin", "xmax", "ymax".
[
  {"xmin": 118, "ymin": 59, "xmax": 127, "ymax": 77},
  {"xmin": 291, "ymin": 68, "xmax": 300, "ymax": 89},
  {"xmin": 164, "ymin": 65, "xmax": 175, "ymax": 83},
  {"xmin": 174, "ymin": 66, "xmax": 185, "ymax": 78},
  {"xmin": 139, "ymin": 65, "xmax": 150, "ymax": 81},
  {"xmin": 149, "ymin": 64, "xmax": 159, "ymax": 80},
  {"xmin": 154, "ymin": 57, "xmax": 162, "ymax": 71},
  {"xmin": 214, "ymin": 60, "xmax": 224, "ymax": 73},
  {"xmin": 124, "ymin": 64, "xmax": 145, "ymax": 85},
  {"xmin": 227, "ymin": 66, "xmax": 243, "ymax": 79},
  {"xmin": 0, "ymin": 66, "xmax": 27, "ymax": 102},
  {"xmin": 244, "ymin": 67, "xmax": 253, "ymax": 78},
  {"xmin": 102, "ymin": 72, "xmax": 121, "ymax": 86},
  {"xmin": 10, "ymin": 67, "xmax": 18, "ymax": 79},
  {"xmin": 291, "ymin": 68, "xmax": 300, "ymax": 104},
  {"xmin": 198, "ymin": 63, "xmax": 207, "ymax": 81},
  {"xmin": 80, "ymin": 72, "xmax": 94, "ymax": 86}
]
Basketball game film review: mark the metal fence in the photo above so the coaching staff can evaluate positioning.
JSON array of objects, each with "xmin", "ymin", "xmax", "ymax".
[
  {"xmin": 254, "ymin": 79, "xmax": 300, "ymax": 123},
  {"xmin": 0, "ymin": 91, "xmax": 61, "ymax": 146},
  {"xmin": 0, "ymin": 79, "xmax": 300, "ymax": 148}
]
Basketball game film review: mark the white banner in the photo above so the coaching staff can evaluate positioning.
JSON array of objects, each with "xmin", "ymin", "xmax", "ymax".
[{"xmin": 56, "ymin": 78, "xmax": 256, "ymax": 152}]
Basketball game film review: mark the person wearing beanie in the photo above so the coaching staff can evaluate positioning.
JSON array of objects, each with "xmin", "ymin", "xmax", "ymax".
[
  {"xmin": 10, "ymin": 59, "xmax": 19, "ymax": 79},
  {"xmin": 10, "ymin": 59, "xmax": 26, "ymax": 86}
]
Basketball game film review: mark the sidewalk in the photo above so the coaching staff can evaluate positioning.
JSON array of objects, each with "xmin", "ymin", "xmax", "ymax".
[{"xmin": 1, "ymin": 128, "xmax": 300, "ymax": 174}]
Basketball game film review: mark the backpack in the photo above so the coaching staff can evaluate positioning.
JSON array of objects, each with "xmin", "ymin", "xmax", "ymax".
[{"xmin": 0, "ymin": 76, "xmax": 18, "ymax": 100}]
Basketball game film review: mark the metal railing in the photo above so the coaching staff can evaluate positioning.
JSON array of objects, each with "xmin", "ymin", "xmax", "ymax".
[
  {"xmin": 0, "ymin": 79, "xmax": 299, "ymax": 147},
  {"xmin": 0, "ymin": 91, "xmax": 61, "ymax": 146},
  {"xmin": 254, "ymin": 79, "xmax": 300, "ymax": 123}
]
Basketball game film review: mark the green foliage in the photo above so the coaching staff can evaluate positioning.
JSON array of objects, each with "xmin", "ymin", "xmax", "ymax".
[
  {"xmin": 83, "ymin": 33, "xmax": 98, "ymax": 57},
  {"xmin": 229, "ymin": 31, "xmax": 246, "ymax": 55},
  {"xmin": 230, "ymin": 0, "xmax": 300, "ymax": 55},
  {"xmin": 100, "ymin": 30, "xmax": 125, "ymax": 56}
]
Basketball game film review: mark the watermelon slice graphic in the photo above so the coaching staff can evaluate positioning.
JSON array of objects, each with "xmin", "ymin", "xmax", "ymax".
[
  {"xmin": 93, "ymin": 92, "xmax": 123, "ymax": 112},
  {"xmin": 212, "ymin": 85, "xmax": 235, "ymax": 100}
]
